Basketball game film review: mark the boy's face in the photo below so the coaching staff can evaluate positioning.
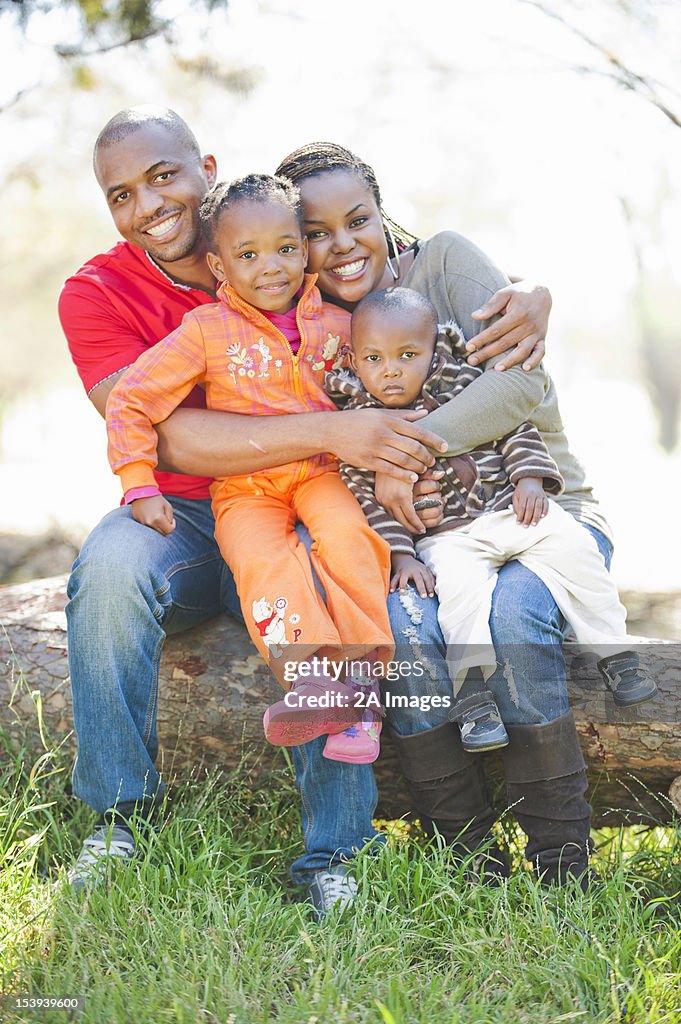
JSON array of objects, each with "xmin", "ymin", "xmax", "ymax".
[
  {"xmin": 350, "ymin": 309, "xmax": 436, "ymax": 406},
  {"xmin": 206, "ymin": 199, "xmax": 308, "ymax": 313}
]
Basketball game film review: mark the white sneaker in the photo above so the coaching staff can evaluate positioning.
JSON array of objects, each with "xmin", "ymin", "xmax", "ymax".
[
  {"xmin": 308, "ymin": 865, "xmax": 358, "ymax": 918},
  {"xmin": 67, "ymin": 825, "xmax": 136, "ymax": 892}
]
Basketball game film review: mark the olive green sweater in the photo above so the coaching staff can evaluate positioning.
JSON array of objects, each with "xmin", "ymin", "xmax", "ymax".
[{"xmin": 401, "ymin": 231, "xmax": 612, "ymax": 543}]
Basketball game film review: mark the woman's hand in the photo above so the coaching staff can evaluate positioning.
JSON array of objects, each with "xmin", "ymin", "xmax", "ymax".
[
  {"xmin": 466, "ymin": 282, "xmax": 551, "ymax": 372},
  {"xmin": 390, "ymin": 553, "xmax": 436, "ymax": 599}
]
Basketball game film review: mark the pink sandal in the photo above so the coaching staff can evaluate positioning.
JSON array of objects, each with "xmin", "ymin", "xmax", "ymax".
[
  {"xmin": 263, "ymin": 675, "xmax": 363, "ymax": 747},
  {"xmin": 323, "ymin": 677, "xmax": 384, "ymax": 764}
]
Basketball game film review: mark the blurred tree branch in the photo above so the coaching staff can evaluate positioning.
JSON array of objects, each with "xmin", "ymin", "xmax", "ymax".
[
  {"xmin": 0, "ymin": 0, "xmax": 228, "ymax": 59},
  {"xmin": 0, "ymin": 85, "xmax": 37, "ymax": 113},
  {"xmin": 521, "ymin": 0, "xmax": 681, "ymax": 129},
  {"xmin": 0, "ymin": 0, "xmax": 232, "ymax": 112},
  {"xmin": 521, "ymin": 0, "xmax": 681, "ymax": 451}
]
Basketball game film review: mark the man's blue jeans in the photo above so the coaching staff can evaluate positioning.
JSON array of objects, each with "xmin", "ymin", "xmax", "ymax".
[
  {"xmin": 66, "ymin": 499, "xmax": 611, "ymax": 883},
  {"xmin": 66, "ymin": 498, "xmax": 242, "ymax": 816}
]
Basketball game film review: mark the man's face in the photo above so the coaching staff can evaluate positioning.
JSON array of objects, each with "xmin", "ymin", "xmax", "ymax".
[
  {"xmin": 94, "ymin": 123, "xmax": 217, "ymax": 265},
  {"xmin": 350, "ymin": 308, "xmax": 436, "ymax": 406},
  {"xmin": 206, "ymin": 198, "xmax": 308, "ymax": 314}
]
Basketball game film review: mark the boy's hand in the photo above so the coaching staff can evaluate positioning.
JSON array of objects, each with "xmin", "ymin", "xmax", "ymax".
[
  {"xmin": 131, "ymin": 495, "xmax": 176, "ymax": 535},
  {"xmin": 413, "ymin": 470, "xmax": 445, "ymax": 528},
  {"xmin": 379, "ymin": 468, "xmax": 445, "ymax": 534},
  {"xmin": 513, "ymin": 478, "xmax": 548, "ymax": 527},
  {"xmin": 375, "ymin": 472, "xmax": 424, "ymax": 535},
  {"xmin": 390, "ymin": 553, "xmax": 436, "ymax": 599}
]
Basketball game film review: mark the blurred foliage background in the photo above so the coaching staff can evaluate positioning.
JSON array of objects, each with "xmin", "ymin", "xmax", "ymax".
[{"xmin": 0, "ymin": 0, "xmax": 680, "ymax": 596}]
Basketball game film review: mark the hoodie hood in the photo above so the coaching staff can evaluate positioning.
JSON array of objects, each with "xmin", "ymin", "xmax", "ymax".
[{"xmin": 325, "ymin": 320, "xmax": 475, "ymax": 411}]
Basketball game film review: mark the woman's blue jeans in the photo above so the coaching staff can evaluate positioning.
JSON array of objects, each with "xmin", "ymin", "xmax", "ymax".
[{"xmin": 66, "ymin": 497, "xmax": 611, "ymax": 884}]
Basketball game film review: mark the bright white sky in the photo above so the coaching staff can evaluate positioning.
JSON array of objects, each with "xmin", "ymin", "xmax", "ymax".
[{"xmin": 1, "ymin": 0, "xmax": 680, "ymax": 588}]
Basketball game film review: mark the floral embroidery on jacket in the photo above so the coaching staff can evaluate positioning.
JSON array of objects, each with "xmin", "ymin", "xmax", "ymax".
[{"xmin": 226, "ymin": 338, "xmax": 273, "ymax": 382}]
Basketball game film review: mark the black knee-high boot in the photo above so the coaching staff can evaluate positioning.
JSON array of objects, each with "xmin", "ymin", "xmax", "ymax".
[
  {"xmin": 390, "ymin": 721, "xmax": 508, "ymax": 880},
  {"xmin": 501, "ymin": 710, "xmax": 594, "ymax": 889}
]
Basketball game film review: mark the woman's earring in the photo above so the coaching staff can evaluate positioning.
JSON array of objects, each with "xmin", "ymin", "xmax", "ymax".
[{"xmin": 383, "ymin": 217, "xmax": 401, "ymax": 282}]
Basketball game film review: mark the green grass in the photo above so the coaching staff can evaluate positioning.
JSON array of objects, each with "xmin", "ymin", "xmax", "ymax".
[{"xmin": 0, "ymin": 732, "xmax": 679, "ymax": 1024}]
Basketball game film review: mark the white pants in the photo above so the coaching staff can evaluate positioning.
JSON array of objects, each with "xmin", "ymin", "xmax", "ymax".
[{"xmin": 416, "ymin": 502, "xmax": 630, "ymax": 693}]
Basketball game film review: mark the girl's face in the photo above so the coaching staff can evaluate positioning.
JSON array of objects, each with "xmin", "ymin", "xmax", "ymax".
[
  {"xmin": 206, "ymin": 198, "xmax": 307, "ymax": 313},
  {"xmin": 298, "ymin": 170, "xmax": 392, "ymax": 310}
]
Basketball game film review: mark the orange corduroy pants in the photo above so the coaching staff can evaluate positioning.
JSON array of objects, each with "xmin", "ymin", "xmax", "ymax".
[{"xmin": 212, "ymin": 469, "xmax": 394, "ymax": 686}]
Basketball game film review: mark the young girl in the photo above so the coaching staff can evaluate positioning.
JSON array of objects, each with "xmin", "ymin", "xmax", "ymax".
[{"xmin": 106, "ymin": 173, "xmax": 393, "ymax": 765}]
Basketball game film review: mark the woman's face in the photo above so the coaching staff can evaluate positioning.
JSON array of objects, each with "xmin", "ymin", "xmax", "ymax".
[{"xmin": 298, "ymin": 170, "xmax": 391, "ymax": 309}]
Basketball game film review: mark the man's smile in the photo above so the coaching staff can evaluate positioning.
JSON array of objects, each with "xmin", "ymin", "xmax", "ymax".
[{"xmin": 143, "ymin": 211, "xmax": 182, "ymax": 239}]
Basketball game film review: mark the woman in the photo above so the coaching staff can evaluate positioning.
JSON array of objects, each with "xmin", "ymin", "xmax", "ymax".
[{"xmin": 276, "ymin": 142, "xmax": 612, "ymax": 891}]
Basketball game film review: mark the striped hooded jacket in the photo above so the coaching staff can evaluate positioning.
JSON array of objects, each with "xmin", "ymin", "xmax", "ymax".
[{"xmin": 326, "ymin": 324, "xmax": 564, "ymax": 556}]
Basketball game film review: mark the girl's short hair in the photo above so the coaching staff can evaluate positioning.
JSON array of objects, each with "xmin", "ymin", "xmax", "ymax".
[
  {"xmin": 275, "ymin": 142, "xmax": 416, "ymax": 256},
  {"xmin": 199, "ymin": 173, "xmax": 302, "ymax": 242}
]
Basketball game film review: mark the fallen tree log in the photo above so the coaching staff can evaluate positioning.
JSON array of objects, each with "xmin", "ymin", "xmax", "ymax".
[{"xmin": 1, "ymin": 575, "xmax": 680, "ymax": 825}]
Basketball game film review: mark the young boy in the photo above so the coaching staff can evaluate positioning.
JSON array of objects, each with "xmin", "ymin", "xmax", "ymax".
[
  {"xmin": 106, "ymin": 174, "xmax": 393, "ymax": 765},
  {"xmin": 326, "ymin": 286, "xmax": 657, "ymax": 751}
]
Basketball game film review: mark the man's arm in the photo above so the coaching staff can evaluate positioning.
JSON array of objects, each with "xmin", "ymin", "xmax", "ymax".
[{"xmin": 92, "ymin": 373, "xmax": 449, "ymax": 482}]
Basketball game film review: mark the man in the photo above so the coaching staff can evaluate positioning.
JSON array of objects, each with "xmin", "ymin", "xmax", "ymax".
[{"xmin": 60, "ymin": 105, "xmax": 548, "ymax": 911}]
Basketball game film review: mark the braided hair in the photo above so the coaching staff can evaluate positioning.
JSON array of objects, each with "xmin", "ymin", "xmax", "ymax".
[
  {"xmin": 199, "ymin": 173, "xmax": 302, "ymax": 243},
  {"xmin": 275, "ymin": 142, "xmax": 416, "ymax": 257}
]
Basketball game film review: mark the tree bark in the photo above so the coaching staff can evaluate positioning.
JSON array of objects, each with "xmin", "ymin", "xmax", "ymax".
[{"xmin": 1, "ymin": 575, "xmax": 679, "ymax": 825}]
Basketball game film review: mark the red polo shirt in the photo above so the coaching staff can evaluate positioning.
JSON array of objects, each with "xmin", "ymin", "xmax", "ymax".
[{"xmin": 59, "ymin": 241, "xmax": 215, "ymax": 500}]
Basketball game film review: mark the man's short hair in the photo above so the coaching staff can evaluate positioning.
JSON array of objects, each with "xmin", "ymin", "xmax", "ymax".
[{"xmin": 93, "ymin": 106, "xmax": 201, "ymax": 167}]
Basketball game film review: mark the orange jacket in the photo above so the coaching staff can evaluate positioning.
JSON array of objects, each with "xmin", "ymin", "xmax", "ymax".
[{"xmin": 107, "ymin": 273, "xmax": 350, "ymax": 495}]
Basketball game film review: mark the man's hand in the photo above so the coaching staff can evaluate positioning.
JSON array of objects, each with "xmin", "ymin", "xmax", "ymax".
[
  {"xmin": 513, "ymin": 478, "xmax": 548, "ymax": 527},
  {"xmin": 332, "ymin": 408, "xmax": 448, "ymax": 484},
  {"xmin": 467, "ymin": 282, "xmax": 551, "ymax": 372},
  {"xmin": 131, "ymin": 495, "xmax": 176, "ymax": 535},
  {"xmin": 390, "ymin": 553, "xmax": 436, "ymax": 599}
]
